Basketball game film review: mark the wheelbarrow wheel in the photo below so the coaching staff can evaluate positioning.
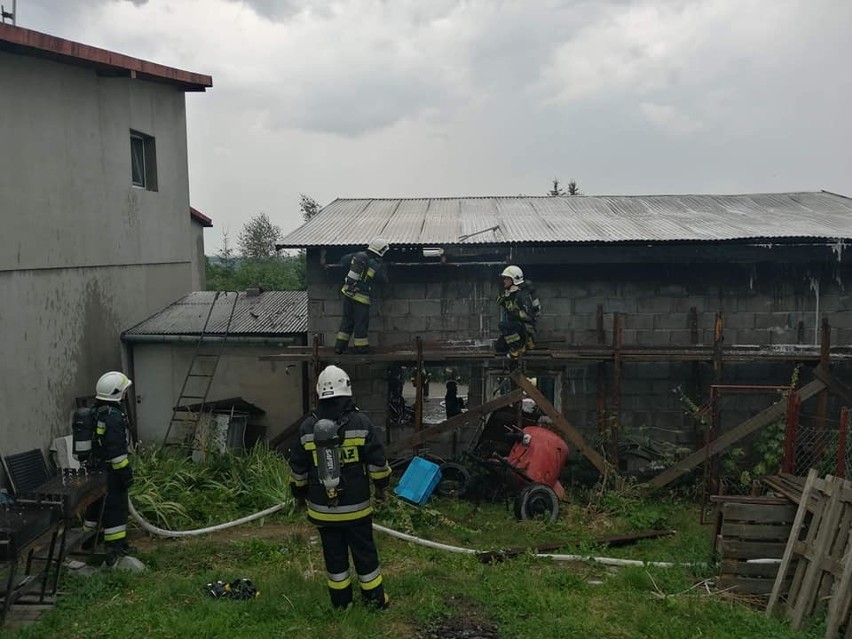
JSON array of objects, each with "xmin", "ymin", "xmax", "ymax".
[
  {"xmin": 514, "ymin": 483, "xmax": 559, "ymax": 522},
  {"xmin": 436, "ymin": 462, "xmax": 471, "ymax": 498}
]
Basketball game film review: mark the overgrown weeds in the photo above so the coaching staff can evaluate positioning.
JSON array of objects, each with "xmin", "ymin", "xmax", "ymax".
[{"xmin": 130, "ymin": 444, "xmax": 293, "ymax": 529}]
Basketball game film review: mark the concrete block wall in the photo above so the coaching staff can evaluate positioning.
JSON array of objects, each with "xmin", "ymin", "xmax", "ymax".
[{"xmin": 306, "ymin": 250, "xmax": 851, "ymax": 453}]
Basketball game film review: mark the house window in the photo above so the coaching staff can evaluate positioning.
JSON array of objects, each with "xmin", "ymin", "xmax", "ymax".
[{"xmin": 130, "ymin": 130, "xmax": 158, "ymax": 191}]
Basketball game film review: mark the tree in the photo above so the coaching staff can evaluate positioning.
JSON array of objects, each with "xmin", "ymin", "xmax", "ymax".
[
  {"xmin": 547, "ymin": 178, "xmax": 581, "ymax": 196},
  {"xmin": 237, "ymin": 212, "xmax": 282, "ymax": 258},
  {"xmin": 299, "ymin": 194, "xmax": 321, "ymax": 222}
]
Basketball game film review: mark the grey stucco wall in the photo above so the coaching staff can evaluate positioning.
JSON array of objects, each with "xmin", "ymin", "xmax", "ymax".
[
  {"xmin": 131, "ymin": 343, "xmax": 305, "ymax": 446},
  {"xmin": 190, "ymin": 220, "xmax": 207, "ymax": 290},
  {"xmin": 0, "ymin": 50, "xmax": 196, "ymax": 461},
  {"xmin": 305, "ymin": 245, "xmax": 851, "ymax": 456}
]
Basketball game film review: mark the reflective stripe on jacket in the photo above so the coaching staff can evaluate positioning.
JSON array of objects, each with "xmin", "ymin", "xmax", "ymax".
[
  {"xmin": 340, "ymin": 251, "xmax": 387, "ymax": 305},
  {"xmin": 288, "ymin": 403, "xmax": 391, "ymax": 526}
]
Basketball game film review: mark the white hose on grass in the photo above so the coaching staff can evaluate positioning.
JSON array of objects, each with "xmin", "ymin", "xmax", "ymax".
[
  {"xmin": 372, "ymin": 522, "xmax": 690, "ymax": 568},
  {"xmin": 129, "ymin": 498, "xmax": 288, "ymax": 538},
  {"xmin": 130, "ymin": 502, "xmax": 694, "ymax": 568}
]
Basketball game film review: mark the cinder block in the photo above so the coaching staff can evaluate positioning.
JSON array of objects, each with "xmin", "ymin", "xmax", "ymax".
[
  {"xmin": 718, "ymin": 313, "xmax": 755, "ymax": 330},
  {"xmin": 637, "ymin": 297, "xmax": 672, "ymax": 313},
  {"xmin": 410, "ymin": 299, "xmax": 443, "ymax": 316},
  {"xmin": 635, "ymin": 330, "xmax": 670, "ymax": 347},
  {"xmin": 603, "ymin": 298, "xmax": 638, "ymax": 314},
  {"xmin": 653, "ymin": 314, "xmax": 690, "ymax": 330},
  {"xmin": 379, "ymin": 300, "xmax": 411, "ymax": 316},
  {"xmin": 754, "ymin": 312, "xmax": 794, "ymax": 330},
  {"xmin": 671, "ymin": 296, "xmax": 709, "ymax": 313},
  {"xmin": 625, "ymin": 314, "xmax": 654, "ymax": 330},
  {"xmin": 667, "ymin": 330, "xmax": 694, "ymax": 346}
]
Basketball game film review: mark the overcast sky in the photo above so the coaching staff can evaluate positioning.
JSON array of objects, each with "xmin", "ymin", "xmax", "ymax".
[{"xmin": 17, "ymin": 0, "xmax": 852, "ymax": 252}]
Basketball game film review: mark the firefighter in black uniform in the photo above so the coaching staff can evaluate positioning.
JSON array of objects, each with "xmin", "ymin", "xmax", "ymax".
[
  {"xmin": 81, "ymin": 371, "xmax": 135, "ymax": 567},
  {"xmin": 334, "ymin": 237, "xmax": 390, "ymax": 355},
  {"xmin": 288, "ymin": 365, "xmax": 392, "ymax": 609},
  {"xmin": 495, "ymin": 265, "xmax": 537, "ymax": 358}
]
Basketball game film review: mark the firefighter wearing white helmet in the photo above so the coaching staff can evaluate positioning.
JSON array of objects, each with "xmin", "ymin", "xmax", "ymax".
[
  {"xmin": 83, "ymin": 371, "xmax": 137, "ymax": 567},
  {"xmin": 496, "ymin": 265, "xmax": 540, "ymax": 358},
  {"xmin": 289, "ymin": 365, "xmax": 392, "ymax": 609},
  {"xmin": 335, "ymin": 237, "xmax": 390, "ymax": 355}
]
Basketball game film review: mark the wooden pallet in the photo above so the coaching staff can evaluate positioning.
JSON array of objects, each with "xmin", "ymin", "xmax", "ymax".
[
  {"xmin": 714, "ymin": 496, "xmax": 797, "ymax": 594},
  {"xmin": 766, "ymin": 469, "xmax": 852, "ymax": 637}
]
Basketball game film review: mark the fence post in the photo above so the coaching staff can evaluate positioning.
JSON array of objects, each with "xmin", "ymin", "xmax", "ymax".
[{"xmin": 782, "ymin": 392, "xmax": 800, "ymax": 474}]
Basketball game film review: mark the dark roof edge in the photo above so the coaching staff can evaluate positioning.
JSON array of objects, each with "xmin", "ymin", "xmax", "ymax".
[
  {"xmin": 190, "ymin": 206, "xmax": 213, "ymax": 227},
  {"xmin": 0, "ymin": 23, "xmax": 212, "ymax": 91},
  {"xmin": 279, "ymin": 237, "xmax": 852, "ymax": 249}
]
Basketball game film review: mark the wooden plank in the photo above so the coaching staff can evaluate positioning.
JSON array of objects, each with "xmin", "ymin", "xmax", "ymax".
[
  {"xmin": 720, "ymin": 539, "xmax": 788, "ymax": 560},
  {"xmin": 827, "ymin": 527, "xmax": 852, "ymax": 638},
  {"xmin": 721, "ymin": 559, "xmax": 782, "ymax": 578},
  {"xmin": 767, "ymin": 469, "xmax": 818, "ymax": 617},
  {"xmin": 812, "ymin": 365, "xmax": 852, "ymax": 407},
  {"xmin": 721, "ymin": 523, "xmax": 793, "ymax": 541},
  {"xmin": 721, "ymin": 503, "xmax": 797, "ymax": 524},
  {"xmin": 791, "ymin": 476, "xmax": 845, "ymax": 628},
  {"xmin": 710, "ymin": 495, "xmax": 791, "ymax": 505},
  {"xmin": 387, "ymin": 388, "xmax": 524, "ymax": 455},
  {"xmin": 510, "ymin": 371, "xmax": 609, "ymax": 476},
  {"xmin": 648, "ymin": 379, "xmax": 826, "ymax": 489},
  {"xmin": 719, "ymin": 576, "xmax": 790, "ymax": 595}
]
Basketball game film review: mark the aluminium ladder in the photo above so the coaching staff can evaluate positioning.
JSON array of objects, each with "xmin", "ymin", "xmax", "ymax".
[{"xmin": 162, "ymin": 291, "xmax": 239, "ymax": 447}]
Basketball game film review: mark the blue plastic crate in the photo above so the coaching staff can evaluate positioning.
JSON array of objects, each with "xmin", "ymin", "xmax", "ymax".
[{"xmin": 393, "ymin": 456, "xmax": 442, "ymax": 506}]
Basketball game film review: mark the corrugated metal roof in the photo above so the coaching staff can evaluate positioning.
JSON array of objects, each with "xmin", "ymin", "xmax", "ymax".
[
  {"xmin": 124, "ymin": 291, "xmax": 307, "ymax": 337},
  {"xmin": 278, "ymin": 191, "xmax": 852, "ymax": 247}
]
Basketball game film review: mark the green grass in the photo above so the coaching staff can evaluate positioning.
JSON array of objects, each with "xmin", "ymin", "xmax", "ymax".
[{"xmin": 4, "ymin": 491, "xmax": 827, "ymax": 639}]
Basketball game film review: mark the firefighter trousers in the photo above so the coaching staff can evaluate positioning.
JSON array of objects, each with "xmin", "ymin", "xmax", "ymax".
[
  {"xmin": 335, "ymin": 296, "xmax": 371, "ymax": 354},
  {"xmin": 83, "ymin": 469, "xmax": 129, "ymax": 545},
  {"xmin": 495, "ymin": 320, "xmax": 529, "ymax": 356},
  {"xmin": 318, "ymin": 518, "xmax": 387, "ymax": 609}
]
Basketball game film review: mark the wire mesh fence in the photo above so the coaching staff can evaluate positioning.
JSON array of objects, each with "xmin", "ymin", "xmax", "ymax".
[{"xmin": 792, "ymin": 415, "xmax": 851, "ymax": 478}]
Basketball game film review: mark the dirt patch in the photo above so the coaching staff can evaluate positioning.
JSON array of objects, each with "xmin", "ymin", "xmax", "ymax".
[{"xmin": 417, "ymin": 596, "xmax": 500, "ymax": 639}]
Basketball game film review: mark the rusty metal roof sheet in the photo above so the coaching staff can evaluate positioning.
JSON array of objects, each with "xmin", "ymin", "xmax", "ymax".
[
  {"xmin": 278, "ymin": 191, "xmax": 852, "ymax": 247},
  {"xmin": 123, "ymin": 291, "xmax": 307, "ymax": 337}
]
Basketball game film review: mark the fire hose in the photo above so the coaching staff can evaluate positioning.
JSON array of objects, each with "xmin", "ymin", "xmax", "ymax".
[{"xmin": 130, "ymin": 499, "xmax": 691, "ymax": 568}]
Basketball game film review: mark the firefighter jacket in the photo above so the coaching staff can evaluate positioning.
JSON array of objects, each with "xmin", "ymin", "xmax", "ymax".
[
  {"xmin": 93, "ymin": 402, "xmax": 131, "ymax": 471},
  {"xmin": 497, "ymin": 284, "xmax": 536, "ymax": 328},
  {"xmin": 340, "ymin": 251, "xmax": 387, "ymax": 305},
  {"xmin": 289, "ymin": 397, "xmax": 392, "ymax": 526}
]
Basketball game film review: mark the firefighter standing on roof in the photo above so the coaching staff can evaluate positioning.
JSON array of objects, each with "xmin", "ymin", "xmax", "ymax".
[
  {"xmin": 334, "ymin": 237, "xmax": 390, "ymax": 355},
  {"xmin": 288, "ymin": 365, "xmax": 392, "ymax": 609},
  {"xmin": 495, "ymin": 265, "xmax": 538, "ymax": 358},
  {"xmin": 82, "ymin": 371, "xmax": 136, "ymax": 567}
]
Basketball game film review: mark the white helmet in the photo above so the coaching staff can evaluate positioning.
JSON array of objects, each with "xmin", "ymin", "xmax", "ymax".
[
  {"xmin": 367, "ymin": 237, "xmax": 390, "ymax": 257},
  {"xmin": 317, "ymin": 365, "xmax": 352, "ymax": 399},
  {"xmin": 501, "ymin": 265, "xmax": 524, "ymax": 286},
  {"xmin": 95, "ymin": 371, "xmax": 133, "ymax": 402}
]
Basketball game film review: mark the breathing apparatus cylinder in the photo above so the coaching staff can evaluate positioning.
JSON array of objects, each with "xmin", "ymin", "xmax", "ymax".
[
  {"xmin": 314, "ymin": 419, "xmax": 342, "ymax": 499},
  {"xmin": 72, "ymin": 407, "xmax": 95, "ymax": 464}
]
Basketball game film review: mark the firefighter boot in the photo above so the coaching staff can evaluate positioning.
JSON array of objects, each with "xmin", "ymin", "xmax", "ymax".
[{"xmin": 104, "ymin": 540, "xmax": 137, "ymax": 567}]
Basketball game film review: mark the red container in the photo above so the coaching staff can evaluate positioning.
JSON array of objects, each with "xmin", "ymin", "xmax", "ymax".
[{"xmin": 504, "ymin": 426, "xmax": 569, "ymax": 498}]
